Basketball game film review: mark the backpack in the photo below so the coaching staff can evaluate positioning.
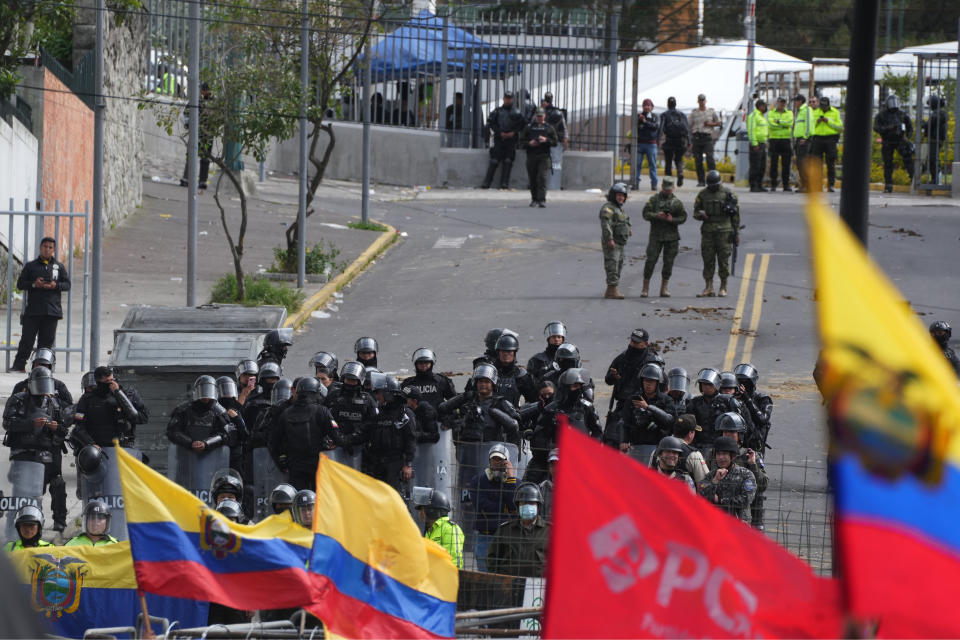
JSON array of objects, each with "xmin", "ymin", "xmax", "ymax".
[{"xmin": 663, "ymin": 110, "xmax": 685, "ymax": 139}]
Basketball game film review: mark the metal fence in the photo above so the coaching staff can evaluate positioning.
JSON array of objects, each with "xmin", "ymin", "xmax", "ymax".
[
  {"xmin": 911, "ymin": 52, "xmax": 958, "ymax": 191},
  {"xmin": 0, "ymin": 200, "xmax": 90, "ymax": 373}
]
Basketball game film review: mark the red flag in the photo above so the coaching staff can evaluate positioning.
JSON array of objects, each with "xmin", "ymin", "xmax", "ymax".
[{"xmin": 543, "ymin": 424, "xmax": 843, "ymax": 639}]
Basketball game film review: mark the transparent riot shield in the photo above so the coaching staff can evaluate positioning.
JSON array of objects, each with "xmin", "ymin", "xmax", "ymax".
[
  {"xmin": 79, "ymin": 448, "xmax": 141, "ymax": 541},
  {"xmin": 546, "ymin": 145, "xmax": 563, "ymax": 190},
  {"xmin": 251, "ymin": 447, "xmax": 288, "ymax": 523},
  {"xmin": 325, "ymin": 447, "xmax": 362, "ymax": 470},
  {"xmin": 166, "ymin": 445, "xmax": 231, "ymax": 504},
  {"xmin": 1, "ymin": 460, "xmax": 45, "ymax": 543},
  {"xmin": 412, "ymin": 430, "xmax": 455, "ymax": 506}
]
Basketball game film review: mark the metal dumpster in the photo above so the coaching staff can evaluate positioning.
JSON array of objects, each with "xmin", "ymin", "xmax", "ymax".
[{"xmin": 108, "ymin": 304, "xmax": 287, "ymax": 474}]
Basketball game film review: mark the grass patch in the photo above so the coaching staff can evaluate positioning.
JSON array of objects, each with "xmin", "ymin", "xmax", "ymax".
[
  {"xmin": 210, "ymin": 274, "xmax": 306, "ymax": 314},
  {"xmin": 269, "ymin": 240, "xmax": 347, "ymax": 275},
  {"xmin": 348, "ymin": 220, "xmax": 389, "ymax": 232}
]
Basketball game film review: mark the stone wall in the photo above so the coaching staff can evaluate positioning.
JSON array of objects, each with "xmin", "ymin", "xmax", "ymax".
[{"xmin": 73, "ymin": 2, "xmax": 146, "ymax": 229}]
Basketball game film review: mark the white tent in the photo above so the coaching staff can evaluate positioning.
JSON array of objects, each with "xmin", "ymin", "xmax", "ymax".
[
  {"xmin": 525, "ymin": 40, "xmax": 810, "ymax": 121},
  {"xmin": 876, "ymin": 41, "xmax": 958, "ymax": 79}
]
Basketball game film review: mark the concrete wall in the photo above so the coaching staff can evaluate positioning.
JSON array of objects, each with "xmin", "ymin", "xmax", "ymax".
[
  {"xmin": 265, "ymin": 121, "xmax": 613, "ymax": 190},
  {"xmin": 0, "ymin": 115, "xmax": 39, "ymax": 261}
]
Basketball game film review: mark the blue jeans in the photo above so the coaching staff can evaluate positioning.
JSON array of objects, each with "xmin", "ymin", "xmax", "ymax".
[
  {"xmin": 474, "ymin": 533, "xmax": 494, "ymax": 571},
  {"xmin": 636, "ymin": 143, "xmax": 658, "ymax": 189}
]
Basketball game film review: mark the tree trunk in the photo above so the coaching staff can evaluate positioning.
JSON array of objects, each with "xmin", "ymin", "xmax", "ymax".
[
  {"xmin": 285, "ymin": 120, "xmax": 336, "ymax": 255},
  {"xmin": 212, "ymin": 163, "xmax": 248, "ymax": 301}
]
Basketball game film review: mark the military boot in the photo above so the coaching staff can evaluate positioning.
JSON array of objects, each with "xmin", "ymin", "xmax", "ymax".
[
  {"xmin": 718, "ymin": 278, "xmax": 728, "ymax": 297},
  {"xmin": 640, "ymin": 279, "xmax": 650, "ymax": 297},
  {"xmin": 751, "ymin": 501, "xmax": 765, "ymax": 531},
  {"xmin": 604, "ymin": 285, "xmax": 625, "ymax": 300},
  {"xmin": 659, "ymin": 279, "xmax": 670, "ymax": 297},
  {"xmin": 697, "ymin": 279, "xmax": 714, "ymax": 297}
]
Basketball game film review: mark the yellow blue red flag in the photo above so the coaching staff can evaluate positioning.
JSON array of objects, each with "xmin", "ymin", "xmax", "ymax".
[
  {"xmin": 116, "ymin": 446, "xmax": 314, "ymax": 610},
  {"xmin": 808, "ymin": 197, "xmax": 960, "ymax": 636},
  {"xmin": 9, "ymin": 541, "xmax": 207, "ymax": 637},
  {"xmin": 306, "ymin": 454, "xmax": 458, "ymax": 638}
]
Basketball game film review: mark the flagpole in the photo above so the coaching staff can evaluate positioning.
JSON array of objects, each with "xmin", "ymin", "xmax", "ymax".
[{"xmin": 138, "ymin": 591, "xmax": 156, "ymax": 639}]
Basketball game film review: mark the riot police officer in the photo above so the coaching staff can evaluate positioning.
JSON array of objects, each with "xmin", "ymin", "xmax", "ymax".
[
  {"xmin": 693, "ymin": 169, "xmax": 739, "ymax": 297},
  {"xmin": 652, "ymin": 436, "xmax": 695, "ymax": 492},
  {"xmin": 354, "ymin": 337, "xmax": 379, "ymax": 369},
  {"xmin": 685, "ymin": 368, "xmax": 740, "ymax": 447},
  {"xmin": 209, "ymin": 468, "xmax": 245, "ymax": 506},
  {"xmin": 3, "ymin": 367, "xmax": 67, "ymax": 531},
  {"xmin": 698, "ymin": 436, "xmax": 757, "ymax": 522},
  {"xmin": 873, "ymin": 94, "xmax": 914, "ymax": 193},
  {"xmin": 166, "ymin": 376, "xmax": 238, "ymax": 454},
  {"xmin": 326, "ymin": 362, "xmax": 377, "ymax": 453},
  {"xmin": 528, "ymin": 368, "xmax": 601, "ymax": 483},
  {"xmin": 520, "ymin": 108, "xmax": 558, "ymax": 207},
  {"xmin": 541, "ymin": 343, "xmax": 594, "ymax": 401},
  {"xmin": 269, "ymin": 377, "xmax": 340, "ymax": 491},
  {"xmin": 69, "ymin": 366, "xmax": 147, "ymax": 450},
  {"xmin": 604, "ymin": 328, "xmax": 662, "ymax": 416},
  {"xmin": 363, "ymin": 375, "xmax": 416, "ymax": 495},
  {"xmin": 414, "ymin": 488, "xmax": 464, "ymax": 569},
  {"xmin": 269, "ymin": 483, "xmax": 296, "ymax": 515},
  {"xmin": 666, "ymin": 367, "xmax": 691, "ymax": 411},
  {"xmin": 401, "ymin": 348, "xmax": 456, "ymax": 410},
  {"xmin": 930, "ymin": 320, "xmax": 960, "ymax": 376},
  {"xmin": 11, "ymin": 348, "xmax": 72, "ymax": 405},
  {"xmin": 235, "ymin": 359, "xmax": 259, "ymax": 405},
  {"xmin": 473, "ymin": 328, "xmax": 518, "ymax": 369},
  {"xmin": 714, "ymin": 412, "xmax": 768, "ymax": 529},
  {"xmin": 65, "ymin": 499, "xmax": 119, "ymax": 546},
  {"xmin": 518, "ymin": 381, "xmax": 555, "ymax": 435},
  {"xmin": 600, "ymin": 183, "xmax": 631, "ymax": 299},
  {"xmin": 718, "ymin": 371, "xmax": 756, "ymax": 442},
  {"xmin": 215, "ymin": 499, "xmax": 244, "ymax": 523},
  {"xmin": 733, "ymin": 363, "xmax": 773, "ymax": 452},
  {"xmin": 439, "ymin": 364, "xmax": 521, "ymax": 446},
  {"xmin": 405, "ymin": 388, "xmax": 439, "ymax": 443},
  {"xmin": 309, "ymin": 351, "xmax": 340, "ymax": 396},
  {"xmin": 491, "ymin": 333, "xmax": 537, "ymax": 407},
  {"xmin": 291, "ymin": 489, "xmax": 316, "ymax": 529},
  {"xmin": 3, "ymin": 505, "xmax": 54, "ymax": 551},
  {"xmin": 242, "ymin": 362, "xmax": 282, "ymax": 437},
  {"xmin": 606, "ymin": 363, "xmax": 677, "ymax": 452},
  {"xmin": 481, "ymin": 91, "xmax": 526, "ymax": 190},
  {"xmin": 527, "ymin": 321, "xmax": 567, "ymax": 383},
  {"xmin": 257, "ymin": 329, "xmax": 293, "ymax": 367}
]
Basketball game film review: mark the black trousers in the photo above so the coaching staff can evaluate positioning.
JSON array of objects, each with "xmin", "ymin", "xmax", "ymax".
[
  {"xmin": 881, "ymin": 141, "xmax": 914, "ymax": 185},
  {"xmin": 663, "ymin": 145, "xmax": 684, "ymax": 177},
  {"xmin": 363, "ymin": 456, "xmax": 407, "ymax": 496},
  {"xmin": 768, "ymin": 138, "xmax": 792, "ymax": 188},
  {"xmin": 809, "ymin": 135, "xmax": 839, "ymax": 187},
  {"xmin": 794, "ymin": 139, "xmax": 810, "ymax": 189},
  {"xmin": 14, "ymin": 315, "xmax": 58, "ymax": 369},
  {"xmin": 749, "ymin": 143, "xmax": 767, "ymax": 188},
  {"xmin": 928, "ymin": 142, "xmax": 941, "ymax": 182},
  {"xmin": 691, "ymin": 134, "xmax": 716, "ymax": 183},
  {"xmin": 45, "ymin": 449, "xmax": 67, "ymax": 524},
  {"xmin": 526, "ymin": 153, "xmax": 550, "ymax": 203}
]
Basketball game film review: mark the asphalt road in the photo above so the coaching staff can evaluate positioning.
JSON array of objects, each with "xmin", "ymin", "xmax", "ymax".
[{"xmin": 283, "ymin": 185, "xmax": 960, "ymax": 568}]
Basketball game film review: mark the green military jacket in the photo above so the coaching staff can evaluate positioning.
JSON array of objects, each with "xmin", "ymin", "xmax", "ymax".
[
  {"xmin": 693, "ymin": 186, "xmax": 740, "ymax": 233},
  {"xmin": 599, "ymin": 201, "xmax": 631, "ymax": 245},
  {"xmin": 425, "ymin": 516, "xmax": 465, "ymax": 569},
  {"xmin": 641, "ymin": 192, "xmax": 687, "ymax": 241},
  {"xmin": 487, "ymin": 516, "xmax": 548, "ymax": 577}
]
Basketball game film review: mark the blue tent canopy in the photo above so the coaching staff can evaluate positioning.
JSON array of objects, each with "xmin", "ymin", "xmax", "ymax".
[{"xmin": 358, "ymin": 10, "xmax": 521, "ymax": 82}]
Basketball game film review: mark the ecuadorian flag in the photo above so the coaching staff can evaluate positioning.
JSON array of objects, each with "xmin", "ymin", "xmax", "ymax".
[
  {"xmin": 809, "ymin": 197, "xmax": 960, "ymax": 636},
  {"xmin": 307, "ymin": 454, "xmax": 459, "ymax": 638},
  {"xmin": 9, "ymin": 541, "xmax": 207, "ymax": 638},
  {"xmin": 116, "ymin": 446, "xmax": 314, "ymax": 610}
]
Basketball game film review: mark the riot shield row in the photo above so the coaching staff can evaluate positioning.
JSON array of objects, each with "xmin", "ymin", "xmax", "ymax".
[
  {"xmin": 1, "ymin": 460, "xmax": 45, "ymax": 543},
  {"xmin": 78, "ymin": 447, "xmax": 141, "ymax": 542}
]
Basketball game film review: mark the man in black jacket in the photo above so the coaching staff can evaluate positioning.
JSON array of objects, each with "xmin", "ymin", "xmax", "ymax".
[
  {"xmin": 11, "ymin": 237, "xmax": 70, "ymax": 373},
  {"xmin": 481, "ymin": 91, "xmax": 526, "ymax": 190}
]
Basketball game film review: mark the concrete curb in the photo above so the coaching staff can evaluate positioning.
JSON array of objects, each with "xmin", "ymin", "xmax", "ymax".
[{"xmin": 284, "ymin": 221, "xmax": 399, "ymax": 329}]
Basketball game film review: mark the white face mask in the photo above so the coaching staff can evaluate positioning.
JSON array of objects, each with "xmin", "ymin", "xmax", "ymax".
[{"xmin": 519, "ymin": 504, "xmax": 538, "ymax": 521}]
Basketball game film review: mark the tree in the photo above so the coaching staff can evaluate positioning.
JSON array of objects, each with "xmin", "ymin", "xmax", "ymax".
[{"xmin": 1, "ymin": 0, "xmax": 77, "ymax": 98}]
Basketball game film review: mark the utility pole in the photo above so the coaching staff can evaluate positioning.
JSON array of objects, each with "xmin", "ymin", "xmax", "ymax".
[
  {"xmin": 90, "ymin": 0, "xmax": 104, "ymax": 369},
  {"xmin": 361, "ymin": 44, "xmax": 372, "ymax": 224},
  {"xmin": 839, "ymin": 0, "xmax": 880, "ymax": 245},
  {"xmin": 186, "ymin": 0, "xmax": 200, "ymax": 306},
  {"xmin": 606, "ymin": 8, "xmax": 620, "ymax": 154},
  {"xmin": 741, "ymin": 0, "xmax": 756, "ymax": 123},
  {"xmin": 297, "ymin": 0, "xmax": 309, "ymax": 288}
]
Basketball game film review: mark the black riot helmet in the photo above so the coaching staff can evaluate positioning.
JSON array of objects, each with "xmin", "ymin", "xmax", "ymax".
[
  {"xmin": 340, "ymin": 361, "xmax": 366, "ymax": 383},
  {"xmin": 77, "ymin": 444, "xmax": 107, "ymax": 477},
  {"xmin": 928, "ymin": 94, "xmax": 942, "ymax": 109},
  {"xmin": 412, "ymin": 486, "xmax": 452, "ymax": 519},
  {"xmin": 295, "ymin": 375, "xmax": 326, "ymax": 401},
  {"xmin": 495, "ymin": 333, "xmax": 520, "ymax": 352},
  {"xmin": 657, "ymin": 435, "xmax": 685, "ymax": 454},
  {"xmin": 639, "ymin": 362, "xmax": 664, "ymax": 383},
  {"xmin": 559, "ymin": 367, "xmax": 590, "ymax": 388},
  {"xmin": 270, "ymin": 483, "xmax": 297, "ymax": 514},
  {"xmin": 192, "ymin": 375, "xmax": 218, "ymax": 402},
  {"xmin": 81, "ymin": 371, "xmax": 97, "ymax": 393},
  {"xmin": 263, "ymin": 328, "xmax": 293, "ymax": 354},
  {"xmin": 885, "ymin": 94, "xmax": 900, "ymax": 111},
  {"xmin": 930, "ymin": 320, "xmax": 952, "ymax": 348},
  {"xmin": 412, "ymin": 348, "xmax": 436, "ymax": 372},
  {"xmin": 309, "ymin": 351, "xmax": 339, "ymax": 375},
  {"xmin": 543, "ymin": 321, "xmax": 567, "ymax": 340},
  {"xmin": 733, "ymin": 363, "xmax": 759, "ymax": 391},
  {"xmin": 235, "ymin": 359, "xmax": 259, "ymax": 380},
  {"xmin": 542, "ymin": 91, "xmax": 554, "ymax": 104},
  {"xmin": 354, "ymin": 337, "xmax": 378, "ymax": 356},
  {"xmin": 27, "ymin": 366, "xmax": 55, "ymax": 396},
  {"xmin": 216, "ymin": 499, "xmax": 243, "ymax": 522},
  {"xmin": 216, "ymin": 376, "xmax": 238, "ymax": 399},
  {"xmin": 257, "ymin": 362, "xmax": 282, "ymax": 385},
  {"xmin": 210, "ymin": 468, "xmax": 244, "ymax": 504},
  {"xmin": 473, "ymin": 363, "xmax": 499, "ymax": 386},
  {"xmin": 554, "ymin": 343, "xmax": 581, "ymax": 369},
  {"xmin": 485, "ymin": 328, "xmax": 518, "ymax": 353},
  {"xmin": 31, "ymin": 347, "xmax": 56, "ymax": 371},
  {"xmin": 697, "ymin": 367, "xmax": 722, "ymax": 390},
  {"xmin": 667, "ymin": 367, "xmax": 689, "ymax": 393},
  {"xmin": 706, "ymin": 169, "xmax": 722, "ymax": 192},
  {"xmin": 292, "ymin": 489, "xmax": 316, "ymax": 527},
  {"xmin": 607, "ymin": 182, "xmax": 629, "ymax": 204},
  {"xmin": 514, "ymin": 482, "xmax": 544, "ymax": 505},
  {"xmin": 713, "ymin": 436, "xmax": 740, "ymax": 455},
  {"xmin": 271, "ymin": 377, "xmax": 293, "ymax": 404},
  {"xmin": 716, "ymin": 412, "xmax": 746, "ymax": 434},
  {"xmin": 719, "ymin": 371, "xmax": 738, "ymax": 392},
  {"xmin": 82, "ymin": 499, "xmax": 112, "ymax": 536}
]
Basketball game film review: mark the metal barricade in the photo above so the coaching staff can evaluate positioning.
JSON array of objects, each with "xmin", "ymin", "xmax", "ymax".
[{"xmin": 911, "ymin": 51, "xmax": 958, "ymax": 193}]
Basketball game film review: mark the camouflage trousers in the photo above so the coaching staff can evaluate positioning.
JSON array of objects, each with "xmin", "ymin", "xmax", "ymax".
[
  {"xmin": 603, "ymin": 243, "xmax": 625, "ymax": 286},
  {"xmin": 701, "ymin": 230, "xmax": 732, "ymax": 280},
  {"xmin": 642, "ymin": 237, "xmax": 678, "ymax": 280}
]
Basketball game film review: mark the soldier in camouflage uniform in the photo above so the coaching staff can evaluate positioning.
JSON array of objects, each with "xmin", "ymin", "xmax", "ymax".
[
  {"xmin": 693, "ymin": 170, "xmax": 740, "ymax": 297},
  {"xmin": 641, "ymin": 176, "xmax": 686, "ymax": 298},
  {"xmin": 599, "ymin": 183, "xmax": 631, "ymax": 299},
  {"xmin": 698, "ymin": 436, "xmax": 757, "ymax": 522}
]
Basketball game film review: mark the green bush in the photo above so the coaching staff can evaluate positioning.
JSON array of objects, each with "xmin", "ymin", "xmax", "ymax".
[
  {"xmin": 269, "ymin": 240, "xmax": 345, "ymax": 275},
  {"xmin": 210, "ymin": 274, "xmax": 305, "ymax": 314},
  {"xmin": 348, "ymin": 220, "xmax": 389, "ymax": 232}
]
